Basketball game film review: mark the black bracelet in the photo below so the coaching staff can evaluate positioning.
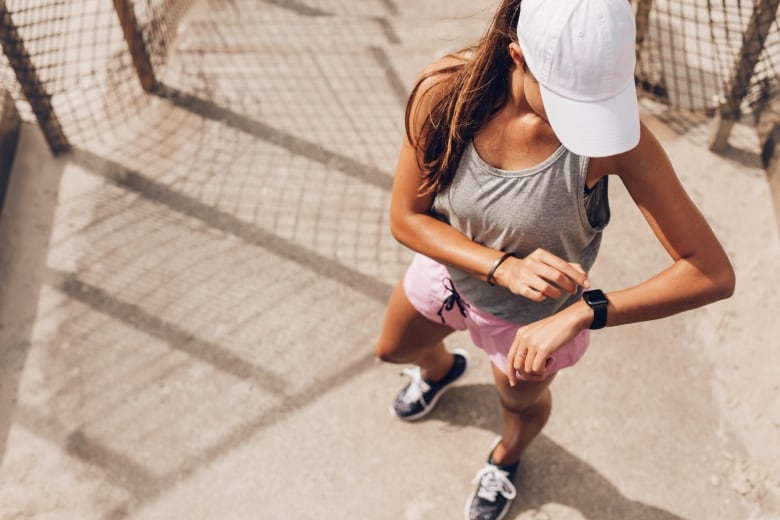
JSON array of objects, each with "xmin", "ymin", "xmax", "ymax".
[{"xmin": 486, "ymin": 252, "xmax": 514, "ymax": 286}]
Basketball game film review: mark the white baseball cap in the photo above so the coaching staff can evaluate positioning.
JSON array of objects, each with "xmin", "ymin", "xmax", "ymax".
[{"xmin": 517, "ymin": 0, "xmax": 640, "ymax": 157}]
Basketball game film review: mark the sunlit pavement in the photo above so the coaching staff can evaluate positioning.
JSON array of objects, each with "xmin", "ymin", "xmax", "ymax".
[{"xmin": 0, "ymin": 1, "xmax": 777, "ymax": 518}]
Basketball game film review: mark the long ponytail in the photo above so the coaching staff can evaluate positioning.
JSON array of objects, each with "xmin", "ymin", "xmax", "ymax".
[{"xmin": 406, "ymin": 0, "xmax": 522, "ymax": 195}]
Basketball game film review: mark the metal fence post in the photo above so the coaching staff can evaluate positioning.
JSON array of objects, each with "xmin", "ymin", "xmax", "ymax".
[
  {"xmin": 0, "ymin": 0, "xmax": 70, "ymax": 155},
  {"xmin": 113, "ymin": 0, "xmax": 158, "ymax": 93},
  {"xmin": 634, "ymin": 0, "xmax": 654, "ymax": 58},
  {"xmin": 708, "ymin": 0, "xmax": 780, "ymax": 152},
  {"xmin": 0, "ymin": 88, "xmax": 20, "ymax": 214},
  {"xmin": 754, "ymin": 82, "xmax": 780, "ymax": 234}
]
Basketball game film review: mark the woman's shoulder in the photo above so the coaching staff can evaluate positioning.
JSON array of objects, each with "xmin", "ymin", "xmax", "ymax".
[
  {"xmin": 404, "ymin": 51, "xmax": 469, "ymax": 138},
  {"xmin": 586, "ymin": 121, "xmax": 668, "ymax": 185}
]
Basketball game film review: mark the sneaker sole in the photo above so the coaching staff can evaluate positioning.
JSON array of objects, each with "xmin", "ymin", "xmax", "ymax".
[{"xmin": 390, "ymin": 348, "xmax": 471, "ymax": 421}]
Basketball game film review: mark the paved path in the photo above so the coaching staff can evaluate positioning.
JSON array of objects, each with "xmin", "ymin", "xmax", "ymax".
[{"xmin": 0, "ymin": 1, "xmax": 778, "ymax": 519}]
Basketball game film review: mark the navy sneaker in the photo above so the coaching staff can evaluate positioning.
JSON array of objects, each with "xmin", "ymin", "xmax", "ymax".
[
  {"xmin": 465, "ymin": 438, "xmax": 519, "ymax": 520},
  {"xmin": 391, "ymin": 348, "xmax": 470, "ymax": 421}
]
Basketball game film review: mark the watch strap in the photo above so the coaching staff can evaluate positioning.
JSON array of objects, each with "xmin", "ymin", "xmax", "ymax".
[{"xmin": 583, "ymin": 289, "xmax": 608, "ymax": 330}]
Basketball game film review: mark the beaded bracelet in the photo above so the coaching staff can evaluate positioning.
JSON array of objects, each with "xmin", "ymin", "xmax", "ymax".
[{"xmin": 486, "ymin": 252, "xmax": 514, "ymax": 286}]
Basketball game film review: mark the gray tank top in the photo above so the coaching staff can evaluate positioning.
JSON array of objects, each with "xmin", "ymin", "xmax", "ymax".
[{"xmin": 432, "ymin": 141, "xmax": 610, "ymax": 324}]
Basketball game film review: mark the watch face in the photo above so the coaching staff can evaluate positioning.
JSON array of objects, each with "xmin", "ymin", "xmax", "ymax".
[{"xmin": 584, "ymin": 290, "xmax": 607, "ymax": 306}]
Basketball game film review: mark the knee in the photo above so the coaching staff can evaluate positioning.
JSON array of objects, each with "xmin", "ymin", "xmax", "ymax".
[
  {"xmin": 374, "ymin": 337, "xmax": 402, "ymax": 363},
  {"xmin": 500, "ymin": 388, "xmax": 553, "ymax": 420}
]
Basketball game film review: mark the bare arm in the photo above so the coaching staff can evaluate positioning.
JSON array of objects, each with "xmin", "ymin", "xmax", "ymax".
[
  {"xmin": 508, "ymin": 122, "xmax": 736, "ymax": 384},
  {"xmin": 389, "ymin": 123, "xmax": 496, "ymax": 275},
  {"xmin": 389, "ymin": 63, "xmax": 505, "ymax": 278},
  {"xmin": 579, "ymin": 122, "xmax": 735, "ymax": 325}
]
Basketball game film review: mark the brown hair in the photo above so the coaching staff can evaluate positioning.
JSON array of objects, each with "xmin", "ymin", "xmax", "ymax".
[{"xmin": 406, "ymin": 0, "xmax": 523, "ymax": 195}]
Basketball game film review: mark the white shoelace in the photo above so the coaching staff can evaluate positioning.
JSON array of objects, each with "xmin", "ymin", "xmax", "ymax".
[
  {"xmin": 472, "ymin": 464, "xmax": 517, "ymax": 502},
  {"xmin": 399, "ymin": 367, "xmax": 431, "ymax": 404}
]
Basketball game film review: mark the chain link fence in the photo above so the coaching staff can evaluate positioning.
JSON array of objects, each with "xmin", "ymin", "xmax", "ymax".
[
  {"xmin": 0, "ymin": 0, "xmax": 779, "ymax": 156},
  {"xmin": 0, "ymin": 0, "xmax": 192, "ymax": 155},
  {"xmin": 632, "ymin": 0, "xmax": 780, "ymax": 156},
  {"xmin": 635, "ymin": 0, "xmax": 779, "ymax": 113}
]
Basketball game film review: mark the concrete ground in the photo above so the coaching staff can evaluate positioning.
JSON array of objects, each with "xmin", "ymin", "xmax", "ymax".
[{"xmin": 0, "ymin": 1, "xmax": 778, "ymax": 519}]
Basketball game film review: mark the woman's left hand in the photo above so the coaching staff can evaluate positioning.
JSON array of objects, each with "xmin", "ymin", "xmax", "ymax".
[{"xmin": 507, "ymin": 309, "xmax": 586, "ymax": 386}]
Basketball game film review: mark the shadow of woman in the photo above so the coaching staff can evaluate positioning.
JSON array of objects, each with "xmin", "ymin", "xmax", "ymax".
[{"xmin": 432, "ymin": 383, "xmax": 686, "ymax": 520}]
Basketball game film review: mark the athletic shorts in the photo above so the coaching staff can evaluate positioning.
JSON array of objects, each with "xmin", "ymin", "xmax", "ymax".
[{"xmin": 403, "ymin": 253, "xmax": 590, "ymax": 380}]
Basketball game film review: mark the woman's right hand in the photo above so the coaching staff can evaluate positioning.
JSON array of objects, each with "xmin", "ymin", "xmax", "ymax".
[{"xmin": 493, "ymin": 248, "xmax": 590, "ymax": 302}]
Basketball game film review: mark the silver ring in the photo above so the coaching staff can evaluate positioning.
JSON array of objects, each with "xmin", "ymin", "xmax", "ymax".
[{"xmin": 515, "ymin": 352, "xmax": 527, "ymax": 358}]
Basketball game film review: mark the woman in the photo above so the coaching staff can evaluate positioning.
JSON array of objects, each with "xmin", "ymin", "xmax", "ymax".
[{"xmin": 374, "ymin": 0, "xmax": 736, "ymax": 519}]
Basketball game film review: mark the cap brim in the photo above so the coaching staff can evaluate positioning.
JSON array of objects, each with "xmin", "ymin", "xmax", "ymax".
[{"xmin": 539, "ymin": 80, "xmax": 640, "ymax": 157}]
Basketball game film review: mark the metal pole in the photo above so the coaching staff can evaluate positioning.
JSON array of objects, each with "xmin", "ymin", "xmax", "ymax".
[
  {"xmin": 0, "ymin": 0, "xmax": 70, "ymax": 155},
  {"xmin": 113, "ymin": 0, "xmax": 158, "ymax": 93},
  {"xmin": 755, "ymin": 100, "xmax": 780, "ymax": 235},
  {"xmin": 634, "ymin": 0, "xmax": 654, "ymax": 59},
  {"xmin": 709, "ymin": 0, "xmax": 780, "ymax": 152},
  {"xmin": 0, "ymin": 88, "xmax": 20, "ymax": 214}
]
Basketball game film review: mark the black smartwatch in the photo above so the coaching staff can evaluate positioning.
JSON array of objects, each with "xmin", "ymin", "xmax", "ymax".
[{"xmin": 582, "ymin": 289, "xmax": 608, "ymax": 330}]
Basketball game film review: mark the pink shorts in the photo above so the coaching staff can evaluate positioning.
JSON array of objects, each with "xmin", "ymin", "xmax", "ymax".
[{"xmin": 403, "ymin": 254, "xmax": 590, "ymax": 380}]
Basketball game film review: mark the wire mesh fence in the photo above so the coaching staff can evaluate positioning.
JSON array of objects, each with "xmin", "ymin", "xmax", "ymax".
[
  {"xmin": 0, "ymin": 0, "xmax": 193, "ymax": 154},
  {"xmin": 0, "ymin": 0, "xmax": 778, "ymax": 155},
  {"xmin": 0, "ymin": 0, "xmax": 779, "ymax": 157},
  {"xmin": 635, "ymin": 0, "xmax": 779, "ymax": 115}
]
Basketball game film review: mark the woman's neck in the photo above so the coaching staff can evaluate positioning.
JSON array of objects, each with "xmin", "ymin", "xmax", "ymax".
[
  {"xmin": 474, "ymin": 73, "xmax": 561, "ymax": 171},
  {"xmin": 473, "ymin": 113, "xmax": 560, "ymax": 171},
  {"xmin": 506, "ymin": 66, "xmax": 532, "ymax": 111}
]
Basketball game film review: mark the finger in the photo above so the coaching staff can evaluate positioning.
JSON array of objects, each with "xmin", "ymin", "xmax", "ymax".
[
  {"xmin": 543, "ymin": 259, "xmax": 589, "ymax": 290},
  {"xmin": 508, "ymin": 348, "xmax": 521, "ymax": 386},
  {"xmin": 526, "ymin": 354, "xmax": 549, "ymax": 377},
  {"xmin": 539, "ymin": 264, "xmax": 582, "ymax": 295},
  {"xmin": 526, "ymin": 272, "xmax": 564, "ymax": 299},
  {"xmin": 516, "ymin": 369, "xmax": 545, "ymax": 382},
  {"xmin": 527, "ymin": 251, "xmax": 586, "ymax": 293},
  {"xmin": 569, "ymin": 262, "xmax": 587, "ymax": 276},
  {"xmin": 516, "ymin": 284, "xmax": 547, "ymax": 302},
  {"xmin": 531, "ymin": 353, "xmax": 550, "ymax": 373},
  {"xmin": 536, "ymin": 251, "xmax": 590, "ymax": 288},
  {"xmin": 569, "ymin": 263, "xmax": 591, "ymax": 289},
  {"xmin": 512, "ymin": 349, "xmax": 527, "ymax": 370},
  {"xmin": 511, "ymin": 350, "xmax": 532, "ymax": 386},
  {"xmin": 508, "ymin": 357, "xmax": 517, "ymax": 386},
  {"xmin": 522, "ymin": 365, "xmax": 545, "ymax": 381},
  {"xmin": 524, "ymin": 350, "xmax": 537, "ymax": 374}
]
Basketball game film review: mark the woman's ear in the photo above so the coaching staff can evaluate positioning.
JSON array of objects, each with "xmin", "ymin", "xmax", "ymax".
[{"xmin": 508, "ymin": 42, "xmax": 524, "ymax": 68}]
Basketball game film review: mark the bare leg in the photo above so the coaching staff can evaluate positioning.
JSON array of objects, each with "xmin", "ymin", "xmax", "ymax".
[
  {"xmin": 375, "ymin": 279, "xmax": 455, "ymax": 380},
  {"xmin": 489, "ymin": 363, "xmax": 556, "ymax": 464}
]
